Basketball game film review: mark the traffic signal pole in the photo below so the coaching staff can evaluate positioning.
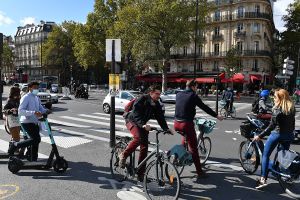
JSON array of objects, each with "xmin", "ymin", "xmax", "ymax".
[{"xmin": 110, "ymin": 40, "xmax": 116, "ymax": 148}]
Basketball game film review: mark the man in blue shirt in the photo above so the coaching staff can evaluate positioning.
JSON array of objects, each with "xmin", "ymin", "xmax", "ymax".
[{"xmin": 8, "ymin": 81, "xmax": 49, "ymax": 161}]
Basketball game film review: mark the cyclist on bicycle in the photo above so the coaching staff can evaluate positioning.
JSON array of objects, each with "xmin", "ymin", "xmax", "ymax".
[
  {"xmin": 222, "ymin": 87, "xmax": 234, "ymax": 113},
  {"xmin": 253, "ymin": 89, "xmax": 295, "ymax": 189},
  {"xmin": 119, "ymin": 85, "xmax": 174, "ymax": 182},
  {"xmin": 174, "ymin": 80, "xmax": 223, "ymax": 180},
  {"xmin": 257, "ymin": 89, "xmax": 273, "ymax": 120}
]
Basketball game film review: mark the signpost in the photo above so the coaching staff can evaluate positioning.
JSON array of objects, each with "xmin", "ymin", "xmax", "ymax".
[
  {"xmin": 106, "ymin": 39, "xmax": 121, "ymax": 148},
  {"xmin": 0, "ymin": 33, "xmax": 3, "ymax": 119}
]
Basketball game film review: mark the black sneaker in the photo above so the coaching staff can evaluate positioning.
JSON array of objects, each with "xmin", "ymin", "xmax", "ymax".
[
  {"xmin": 255, "ymin": 179, "xmax": 268, "ymax": 189},
  {"xmin": 7, "ymin": 142, "xmax": 16, "ymax": 156}
]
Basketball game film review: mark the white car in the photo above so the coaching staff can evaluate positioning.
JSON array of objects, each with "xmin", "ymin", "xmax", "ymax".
[
  {"xmin": 102, "ymin": 90, "xmax": 165, "ymax": 114},
  {"xmin": 160, "ymin": 89, "xmax": 184, "ymax": 103},
  {"xmin": 50, "ymin": 93, "xmax": 59, "ymax": 104}
]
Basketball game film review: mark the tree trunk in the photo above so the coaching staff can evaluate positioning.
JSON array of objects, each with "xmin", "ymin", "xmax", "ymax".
[{"xmin": 162, "ymin": 61, "xmax": 168, "ymax": 93}]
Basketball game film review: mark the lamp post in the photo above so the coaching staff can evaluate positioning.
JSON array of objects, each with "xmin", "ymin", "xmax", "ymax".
[{"xmin": 194, "ymin": 0, "xmax": 199, "ymax": 78}]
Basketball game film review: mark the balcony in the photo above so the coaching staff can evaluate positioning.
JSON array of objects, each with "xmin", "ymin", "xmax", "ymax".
[
  {"xmin": 212, "ymin": 34, "xmax": 224, "ymax": 41},
  {"xmin": 206, "ymin": 12, "xmax": 272, "ymax": 24},
  {"xmin": 234, "ymin": 31, "xmax": 246, "ymax": 38}
]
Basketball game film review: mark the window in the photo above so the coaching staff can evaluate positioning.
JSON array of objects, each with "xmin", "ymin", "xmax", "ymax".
[
  {"xmin": 237, "ymin": 6, "xmax": 244, "ymax": 18},
  {"xmin": 215, "ymin": 0, "xmax": 220, "ymax": 5},
  {"xmin": 253, "ymin": 59, "xmax": 258, "ymax": 71},
  {"xmin": 121, "ymin": 92, "xmax": 132, "ymax": 100},
  {"xmin": 197, "ymin": 61, "xmax": 203, "ymax": 72},
  {"xmin": 254, "ymin": 41, "xmax": 259, "ymax": 52},
  {"xmin": 198, "ymin": 45, "xmax": 203, "ymax": 56},
  {"xmin": 214, "ymin": 43, "xmax": 220, "ymax": 55},
  {"xmin": 237, "ymin": 41, "xmax": 243, "ymax": 53},
  {"xmin": 183, "ymin": 46, "xmax": 188, "ymax": 56},
  {"xmin": 253, "ymin": 23, "xmax": 260, "ymax": 33},
  {"xmin": 255, "ymin": 5, "xmax": 260, "ymax": 14},
  {"xmin": 213, "ymin": 61, "xmax": 219, "ymax": 71},
  {"xmin": 214, "ymin": 26, "xmax": 220, "ymax": 36},
  {"xmin": 215, "ymin": 10, "xmax": 221, "ymax": 21},
  {"xmin": 237, "ymin": 23, "xmax": 243, "ymax": 33}
]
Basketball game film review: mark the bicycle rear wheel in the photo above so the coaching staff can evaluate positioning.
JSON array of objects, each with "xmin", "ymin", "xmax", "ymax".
[
  {"xmin": 279, "ymin": 173, "xmax": 300, "ymax": 199},
  {"xmin": 197, "ymin": 136, "xmax": 211, "ymax": 164},
  {"xmin": 144, "ymin": 159, "xmax": 181, "ymax": 200},
  {"xmin": 230, "ymin": 107, "xmax": 237, "ymax": 118},
  {"xmin": 239, "ymin": 140, "xmax": 259, "ymax": 174},
  {"xmin": 110, "ymin": 142, "xmax": 127, "ymax": 182}
]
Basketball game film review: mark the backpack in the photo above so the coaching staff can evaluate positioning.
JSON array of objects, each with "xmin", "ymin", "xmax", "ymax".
[
  {"xmin": 123, "ymin": 98, "xmax": 137, "ymax": 119},
  {"xmin": 251, "ymin": 98, "xmax": 260, "ymax": 114}
]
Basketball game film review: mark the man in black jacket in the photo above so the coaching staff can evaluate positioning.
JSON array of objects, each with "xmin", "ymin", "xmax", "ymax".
[
  {"xmin": 119, "ymin": 85, "xmax": 173, "ymax": 182},
  {"xmin": 174, "ymin": 80, "xmax": 223, "ymax": 180}
]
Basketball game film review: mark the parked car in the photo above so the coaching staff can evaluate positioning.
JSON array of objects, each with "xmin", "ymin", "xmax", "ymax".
[
  {"xmin": 102, "ymin": 90, "xmax": 165, "ymax": 115},
  {"xmin": 50, "ymin": 93, "xmax": 59, "ymax": 104},
  {"xmin": 102, "ymin": 90, "xmax": 143, "ymax": 114},
  {"xmin": 160, "ymin": 89, "xmax": 184, "ymax": 103}
]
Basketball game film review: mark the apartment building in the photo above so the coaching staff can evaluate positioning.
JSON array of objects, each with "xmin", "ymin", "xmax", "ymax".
[
  {"xmin": 141, "ymin": 0, "xmax": 276, "ymax": 89},
  {"xmin": 14, "ymin": 21, "xmax": 59, "ymax": 82}
]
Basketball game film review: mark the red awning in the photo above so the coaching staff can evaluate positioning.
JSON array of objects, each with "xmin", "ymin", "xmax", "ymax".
[
  {"xmin": 195, "ymin": 77, "xmax": 215, "ymax": 83},
  {"xmin": 250, "ymin": 74, "xmax": 262, "ymax": 82},
  {"xmin": 222, "ymin": 73, "xmax": 247, "ymax": 83}
]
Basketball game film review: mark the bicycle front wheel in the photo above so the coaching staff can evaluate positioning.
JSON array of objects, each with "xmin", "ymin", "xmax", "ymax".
[
  {"xmin": 239, "ymin": 140, "xmax": 259, "ymax": 174},
  {"xmin": 110, "ymin": 142, "xmax": 127, "ymax": 182},
  {"xmin": 219, "ymin": 108, "xmax": 227, "ymax": 118},
  {"xmin": 279, "ymin": 173, "xmax": 300, "ymax": 199},
  {"xmin": 144, "ymin": 159, "xmax": 181, "ymax": 200},
  {"xmin": 197, "ymin": 136, "xmax": 211, "ymax": 164}
]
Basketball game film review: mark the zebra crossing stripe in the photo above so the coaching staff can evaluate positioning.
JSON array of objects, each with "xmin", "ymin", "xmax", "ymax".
[
  {"xmin": 0, "ymin": 138, "xmax": 48, "ymax": 158},
  {"xmin": 48, "ymin": 119, "xmax": 90, "ymax": 128}
]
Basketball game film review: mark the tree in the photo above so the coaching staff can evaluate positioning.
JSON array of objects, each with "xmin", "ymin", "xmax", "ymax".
[
  {"xmin": 2, "ymin": 43, "xmax": 15, "ymax": 77},
  {"xmin": 224, "ymin": 47, "xmax": 243, "ymax": 86},
  {"xmin": 280, "ymin": 0, "xmax": 300, "ymax": 90},
  {"xmin": 112, "ymin": 0, "xmax": 211, "ymax": 92},
  {"xmin": 42, "ymin": 21, "xmax": 78, "ymax": 85}
]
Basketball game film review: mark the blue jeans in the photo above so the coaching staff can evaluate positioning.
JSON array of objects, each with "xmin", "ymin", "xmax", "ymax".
[{"xmin": 261, "ymin": 131, "xmax": 294, "ymax": 178}]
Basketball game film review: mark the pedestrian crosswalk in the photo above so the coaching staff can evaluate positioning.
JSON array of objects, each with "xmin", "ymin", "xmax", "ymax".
[{"xmin": 0, "ymin": 101, "xmax": 253, "ymax": 156}]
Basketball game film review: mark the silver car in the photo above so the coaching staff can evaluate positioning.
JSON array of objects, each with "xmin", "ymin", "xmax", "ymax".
[{"xmin": 160, "ymin": 89, "xmax": 184, "ymax": 103}]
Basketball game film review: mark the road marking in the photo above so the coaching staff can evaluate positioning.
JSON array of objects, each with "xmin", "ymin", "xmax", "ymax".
[
  {"xmin": 48, "ymin": 119, "xmax": 90, "ymax": 128},
  {"xmin": 0, "ymin": 138, "xmax": 48, "ymax": 159},
  {"xmin": 0, "ymin": 184, "xmax": 19, "ymax": 199}
]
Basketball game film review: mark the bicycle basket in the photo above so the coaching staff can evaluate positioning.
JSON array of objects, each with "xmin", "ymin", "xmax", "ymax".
[
  {"xmin": 168, "ymin": 144, "xmax": 193, "ymax": 166},
  {"xmin": 195, "ymin": 118, "xmax": 216, "ymax": 134},
  {"xmin": 219, "ymin": 100, "xmax": 226, "ymax": 107},
  {"xmin": 240, "ymin": 121, "xmax": 256, "ymax": 138}
]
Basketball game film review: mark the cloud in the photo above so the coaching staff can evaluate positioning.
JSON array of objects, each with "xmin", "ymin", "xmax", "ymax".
[
  {"xmin": 20, "ymin": 17, "xmax": 36, "ymax": 26},
  {"xmin": 0, "ymin": 11, "xmax": 14, "ymax": 26},
  {"xmin": 273, "ymin": 0, "xmax": 294, "ymax": 32}
]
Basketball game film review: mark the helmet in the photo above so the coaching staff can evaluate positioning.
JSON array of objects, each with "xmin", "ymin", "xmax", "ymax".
[
  {"xmin": 260, "ymin": 90, "xmax": 270, "ymax": 97},
  {"xmin": 227, "ymin": 87, "xmax": 231, "ymax": 91}
]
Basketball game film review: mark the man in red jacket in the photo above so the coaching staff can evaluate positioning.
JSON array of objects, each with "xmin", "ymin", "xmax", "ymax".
[{"xmin": 174, "ymin": 80, "xmax": 223, "ymax": 181}]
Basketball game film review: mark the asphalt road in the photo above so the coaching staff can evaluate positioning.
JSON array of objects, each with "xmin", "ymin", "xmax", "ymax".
[{"xmin": 0, "ymin": 86, "xmax": 299, "ymax": 200}]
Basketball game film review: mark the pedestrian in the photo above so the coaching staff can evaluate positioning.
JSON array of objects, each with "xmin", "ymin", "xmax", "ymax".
[
  {"xmin": 174, "ymin": 80, "xmax": 223, "ymax": 181},
  {"xmin": 257, "ymin": 90, "xmax": 273, "ymax": 120},
  {"xmin": 222, "ymin": 87, "xmax": 234, "ymax": 113},
  {"xmin": 3, "ymin": 86, "xmax": 21, "ymax": 143},
  {"xmin": 253, "ymin": 89, "xmax": 295, "ymax": 189},
  {"xmin": 118, "ymin": 84, "xmax": 174, "ymax": 182},
  {"xmin": 8, "ymin": 81, "xmax": 49, "ymax": 161}
]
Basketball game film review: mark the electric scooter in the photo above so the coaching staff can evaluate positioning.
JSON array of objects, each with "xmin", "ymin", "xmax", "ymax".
[{"xmin": 7, "ymin": 114, "xmax": 68, "ymax": 174}]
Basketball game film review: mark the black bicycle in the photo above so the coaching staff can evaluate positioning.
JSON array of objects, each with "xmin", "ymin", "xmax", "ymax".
[
  {"xmin": 239, "ymin": 115, "xmax": 300, "ymax": 198},
  {"xmin": 110, "ymin": 128, "xmax": 181, "ymax": 200}
]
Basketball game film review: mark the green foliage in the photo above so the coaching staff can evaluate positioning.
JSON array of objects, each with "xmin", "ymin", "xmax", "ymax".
[
  {"xmin": 224, "ymin": 47, "xmax": 242, "ymax": 78},
  {"xmin": 2, "ymin": 43, "xmax": 15, "ymax": 70}
]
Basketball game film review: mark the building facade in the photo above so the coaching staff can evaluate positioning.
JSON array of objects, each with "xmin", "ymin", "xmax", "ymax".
[
  {"xmin": 14, "ymin": 21, "xmax": 59, "ymax": 82},
  {"xmin": 143, "ymin": 0, "xmax": 276, "ymax": 90}
]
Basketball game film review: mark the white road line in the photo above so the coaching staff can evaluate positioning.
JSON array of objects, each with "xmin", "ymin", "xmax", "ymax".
[
  {"xmin": 0, "ymin": 138, "xmax": 48, "ymax": 159},
  {"xmin": 48, "ymin": 119, "xmax": 90, "ymax": 128}
]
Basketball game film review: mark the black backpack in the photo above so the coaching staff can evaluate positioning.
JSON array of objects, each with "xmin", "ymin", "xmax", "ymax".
[{"xmin": 251, "ymin": 98, "xmax": 260, "ymax": 114}]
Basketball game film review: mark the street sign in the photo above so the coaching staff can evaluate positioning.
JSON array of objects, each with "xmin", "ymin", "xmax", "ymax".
[
  {"xmin": 282, "ymin": 57, "xmax": 295, "ymax": 76},
  {"xmin": 109, "ymin": 74, "xmax": 120, "ymax": 91},
  {"xmin": 106, "ymin": 39, "xmax": 121, "ymax": 62},
  {"xmin": 275, "ymin": 75, "xmax": 291, "ymax": 79},
  {"xmin": 283, "ymin": 63, "xmax": 294, "ymax": 70}
]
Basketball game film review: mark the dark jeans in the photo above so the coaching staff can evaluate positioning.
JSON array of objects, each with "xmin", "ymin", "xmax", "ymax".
[
  {"xmin": 261, "ymin": 131, "xmax": 294, "ymax": 178},
  {"xmin": 123, "ymin": 121, "xmax": 149, "ymax": 177},
  {"xmin": 174, "ymin": 120, "xmax": 203, "ymax": 176},
  {"xmin": 225, "ymin": 100, "xmax": 233, "ymax": 112},
  {"xmin": 17, "ymin": 123, "xmax": 40, "ymax": 161}
]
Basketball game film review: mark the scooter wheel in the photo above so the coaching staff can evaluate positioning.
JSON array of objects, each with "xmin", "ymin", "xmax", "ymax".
[
  {"xmin": 8, "ymin": 157, "xmax": 23, "ymax": 174},
  {"xmin": 53, "ymin": 158, "xmax": 68, "ymax": 173}
]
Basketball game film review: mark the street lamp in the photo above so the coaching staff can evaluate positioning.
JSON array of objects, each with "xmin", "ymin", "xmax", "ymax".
[{"xmin": 194, "ymin": 0, "xmax": 199, "ymax": 78}]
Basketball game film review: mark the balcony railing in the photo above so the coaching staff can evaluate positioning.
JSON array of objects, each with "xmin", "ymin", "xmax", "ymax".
[
  {"xmin": 170, "ymin": 50, "xmax": 272, "ymax": 59},
  {"xmin": 212, "ymin": 34, "xmax": 224, "ymax": 41},
  {"xmin": 206, "ymin": 12, "xmax": 272, "ymax": 23},
  {"xmin": 234, "ymin": 31, "xmax": 246, "ymax": 38}
]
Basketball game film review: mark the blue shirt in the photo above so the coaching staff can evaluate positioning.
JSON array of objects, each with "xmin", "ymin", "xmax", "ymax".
[{"xmin": 18, "ymin": 92, "xmax": 47, "ymax": 124}]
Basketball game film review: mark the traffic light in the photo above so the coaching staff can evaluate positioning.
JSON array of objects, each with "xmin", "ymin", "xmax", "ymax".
[{"xmin": 283, "ymin": 57, "xmax": 295, "ymax": 76}]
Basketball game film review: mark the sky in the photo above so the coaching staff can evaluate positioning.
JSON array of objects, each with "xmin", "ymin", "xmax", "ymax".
[{"xmin": 0, "ymin": 0, "xmax": 296, "ymax": 37}]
